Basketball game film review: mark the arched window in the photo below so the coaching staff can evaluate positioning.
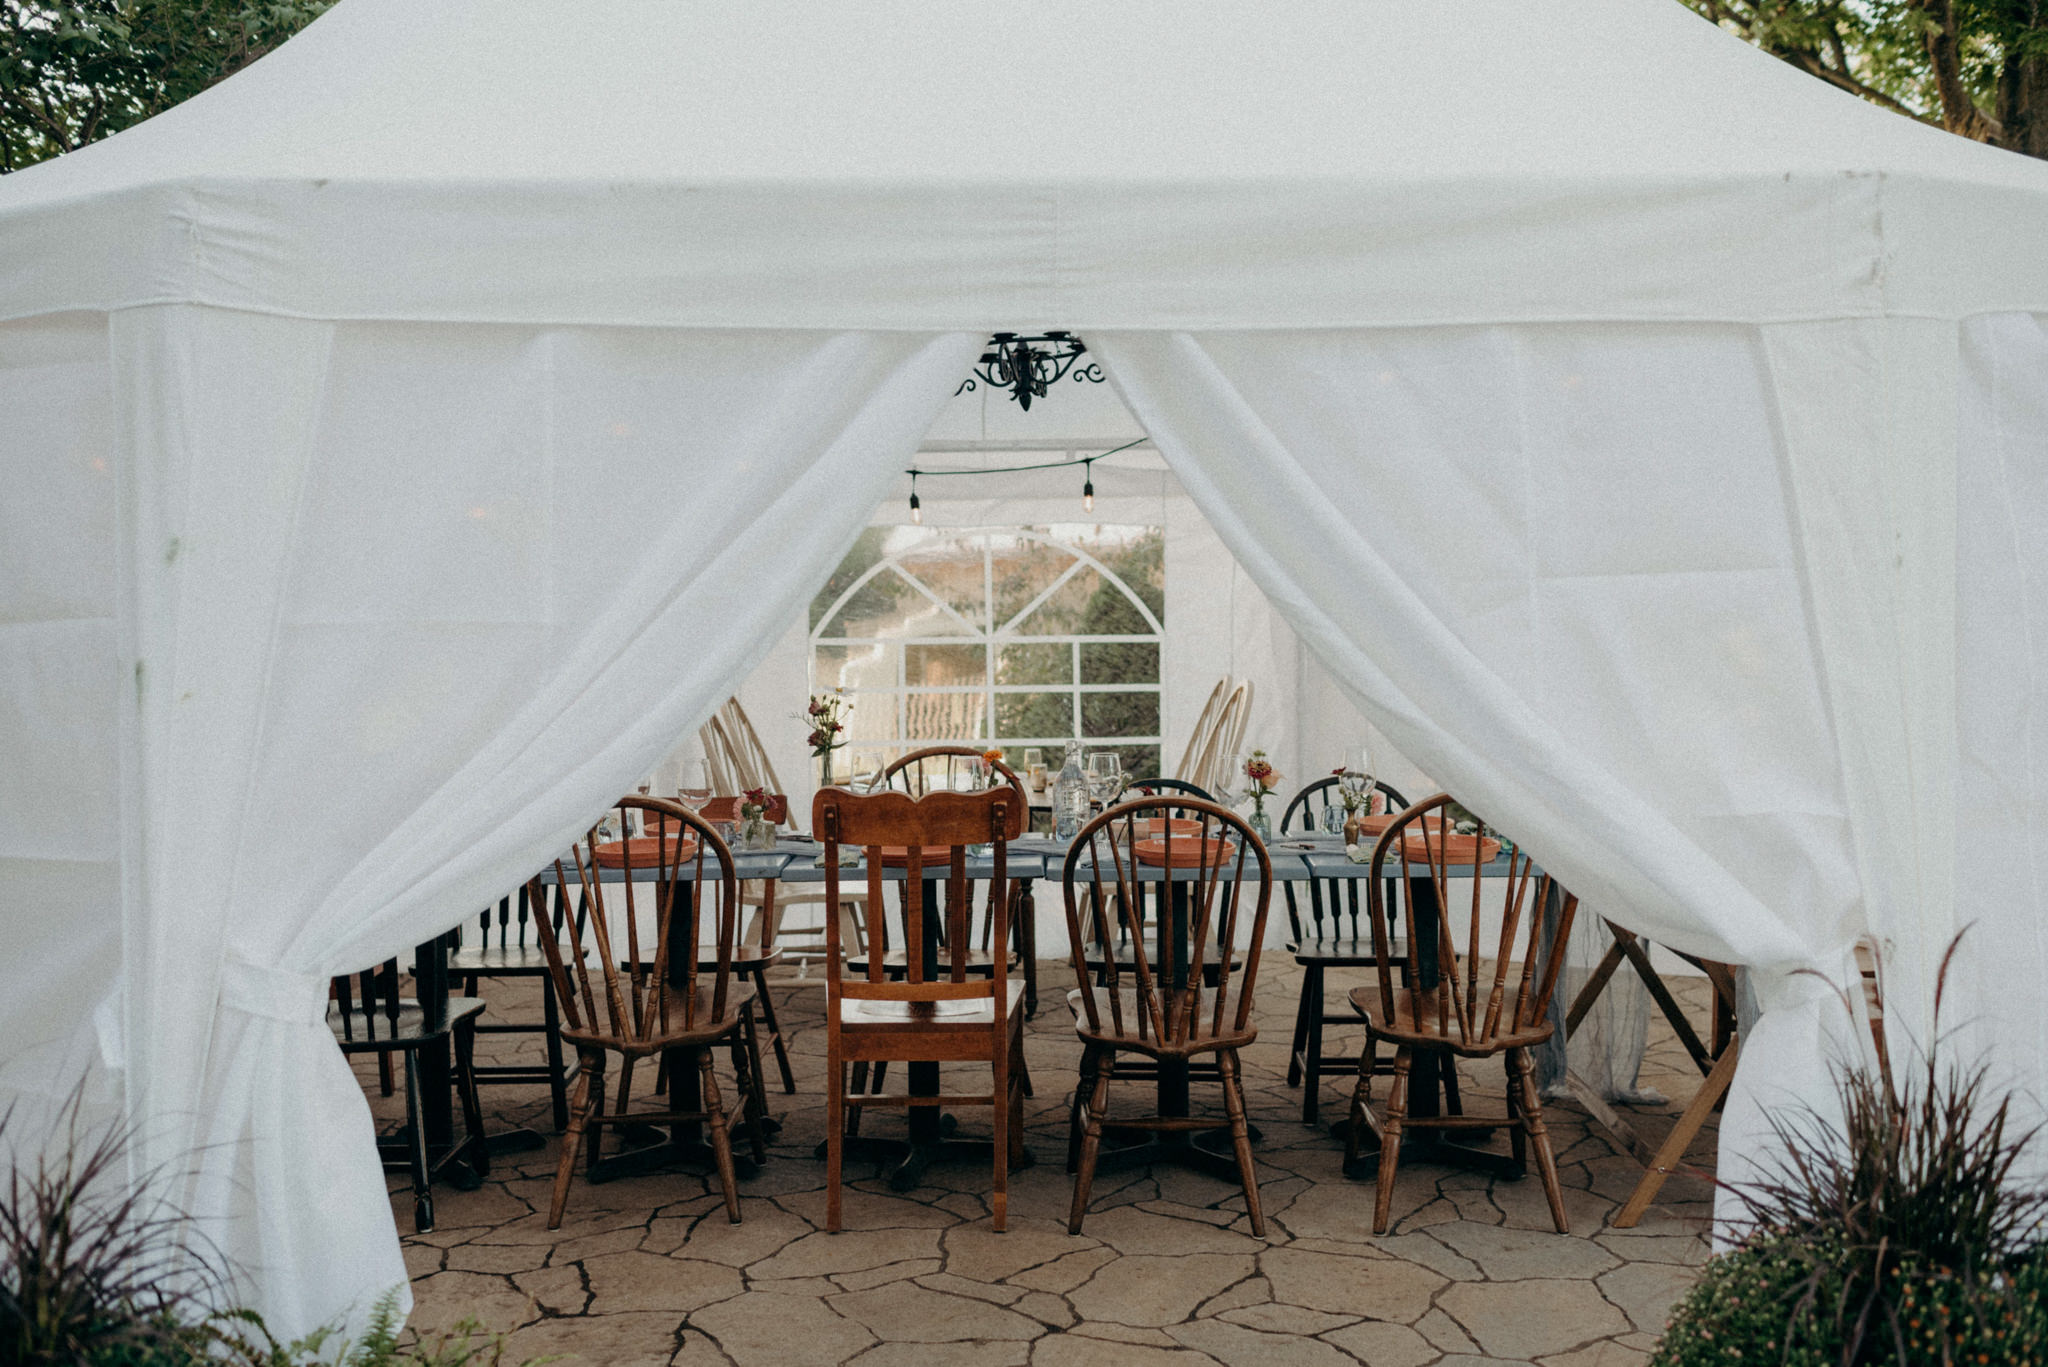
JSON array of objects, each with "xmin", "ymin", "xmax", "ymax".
[{"xmin": 810, "ymin": 525, "xmax": 1165, "ymax": 778}]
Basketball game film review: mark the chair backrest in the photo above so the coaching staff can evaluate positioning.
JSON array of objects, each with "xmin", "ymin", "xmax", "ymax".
[
  {"xmin": 1061, "ymin": 797, "xmax": 1272, "ymax": 1047},
  {"xmin": 470, "ymin": 883, "xmax": 573, "ymax": 951},
  {"xmin": 1189, "ymin": 682, "xmax": 1253, "ymax": 795},
  {"xmin": 331, "ymin": 957, "xmax": 405, "ymax": 1042},
  {"xmin": 1365, "ymin": 793, "xmax": 1577, "ymax": 1048},
  {"xmin": 1278, "ymin": 775, "xmax": 1409, "ymax": 944},
  {"xmin": 699, "ymin": 713, "xmax": 744, "ymax": 796},
  {"xmin": 881, "ymin": 745, "xmax": 1025, "ymax": 799},
  {"xmin": 815, "ymin": 785, "xmax": 1026, "ymax": 1012},
  {"xmin": 533, "ymin": 797, "xmax": 740, "ymax": 1046},
  {"xmin": 1129, "ymin": 776, "xmax": 1215, "ymax": 802},
  {"xmin": 720, "ymin": 696, "xmax": 785, "ymax": 798},
  {"xmin": 1174, "ymin": 676, "xmax": 1231, "ymax": 783}
]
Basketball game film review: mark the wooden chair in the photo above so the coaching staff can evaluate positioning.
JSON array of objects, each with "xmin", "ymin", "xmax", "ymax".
[
  {"xmin": 1343, "ymin": 793, "xmax": 1578, "ymax": 1233},
  {"xmin": 1062, "ymin": 797, "xmax": 1274, "ymax": 1235},
  {"xmin": 815, "ymin": 782, "xmax": 1028, "ymax": 1231},
  {"xmin": 1081, "ymin": 777, "xmax": 1238, "ymax": 984},
  {"xmin": 450, "ymin": 886, "xmax": 583, "ymax": 1130},
  {"xmin": 531, "ymin": 797, "xmax": 763, "ymax": 1229},
  {"xmin": 845, "ymin": 746, "xmax": 1033, "ymax": 1114},
  {"xmin": 1188, "ymin": 681, "xmax": 1253, "ymax": 796},
  {"xmin": 329, "ymin": 956, "xmax": 488, "ymax": 1232},
  {"xmin": 1173, "ymin": 677, "xmax": 1230, "ymax": 785},
  {"xmin": 1279, "ymin": 775, "xmax": 1410, "ymax": 1125}
]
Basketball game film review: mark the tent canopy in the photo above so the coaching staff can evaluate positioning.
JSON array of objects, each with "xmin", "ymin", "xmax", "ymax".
[
  {"xmin": 7, "ymin": 0, "xmax": 2048, "ymax": 1342},
  {"xmin": 5, "ymin": 0, "xmax": 2048, "ymax": 329}
]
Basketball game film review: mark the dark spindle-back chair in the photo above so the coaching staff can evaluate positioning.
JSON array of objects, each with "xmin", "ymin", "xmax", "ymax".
[
  {"xmin": 1279, "ymin": 775, "xmax": 1409, "ymax": 1124},
  {"xmin": 451, "ymin": 885, "xmax": 583, "ymax": 1129}
]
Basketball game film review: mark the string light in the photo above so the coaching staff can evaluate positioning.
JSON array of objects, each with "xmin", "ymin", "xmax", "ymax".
[{"xmin": 899, "ymin": 438, "xmax": 1143, "ymax": 524}]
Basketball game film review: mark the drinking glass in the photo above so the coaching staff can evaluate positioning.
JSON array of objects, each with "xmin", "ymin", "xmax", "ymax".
[
  {"xmin": 676, "ymin": 759, "xmax": 713, "ymax": 815},
  {"xmin": 1086, "ymin": 752, "xmax": 1123, "ymax": 808},
  {"xmin": 1340, "ymin": 745, "xmax": 1374, "ymax": 804},
  {"xmin": 1321, "ymin": 803, "xmax": 1345, "ymax": 835}
]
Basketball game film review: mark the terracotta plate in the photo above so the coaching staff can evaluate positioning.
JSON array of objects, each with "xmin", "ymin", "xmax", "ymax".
[
  {"xmin": 876, "ymin": 844, "xmax": 964, "ymax": 867},
  {"xmin": 1131, "ymin": 817, "xmax": 1206, "ymax": 838},
  {"xmin": 1134, "ymin": 835, "xmax": 1240, "ymax": 868},
  {"xmin": 1397, "ymin": 832, "xmax": 1501, "ymax": 865},
  {"xmin": 592, "ymin": 835, "xmax": 700, "ymax": 868}
]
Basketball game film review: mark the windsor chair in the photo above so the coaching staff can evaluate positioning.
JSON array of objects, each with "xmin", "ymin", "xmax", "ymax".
[
  {"xmin": 1062, "ymin": 797, "xmax": 1273, "ymax": 1235},
  {"xmin": 1344, "ymin": 793, "xmax": 1579, "ymax": 1233},
  {"xmin": 531, "ymin": 798, "xmax": 763, "ymax": 1228}
]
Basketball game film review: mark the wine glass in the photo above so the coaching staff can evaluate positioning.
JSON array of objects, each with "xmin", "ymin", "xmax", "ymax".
[
  {"xmin": 676, "ymin": 758, "xmax": 713, "ymax": 816},
  {"xmin": 1340, "ymin": 745, "xmax": 1374, "ymax": 806},
  {"xmin": 1086, "ymin": 752, "xmax": 1123, "ymax": 808}
]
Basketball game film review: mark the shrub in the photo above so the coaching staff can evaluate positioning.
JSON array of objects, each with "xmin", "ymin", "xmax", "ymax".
[{"xmin": 1653, "ymin": 939, "xmax": 2048, "ymax": 1366}]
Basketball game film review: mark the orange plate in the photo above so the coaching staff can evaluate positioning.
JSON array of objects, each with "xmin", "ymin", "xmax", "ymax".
[
  {"xmin": 1132, "ymin": 817, "xmax": 1205, "ymax": 838},
  {"xmin": 1133, "ymin": 835, "xmax": 1240, "ymax": 868},
  {"xmin": 1354, "ymin": 813, "xmax": 1400, "ymax": 837},
  {"xmin": 592, "ymin": 835, "xmax": 700, "ymax": 869},
  {"xmin": 1397, "ymin": 832, "xmax": 1501, "ymax": 865},
  {"xmin": 700, "ymin": 794, "xmax": 789, "ymax": 824},
  {"xmin": 876, "ymin": 844, "xmax": 964, "ymax": 867}
]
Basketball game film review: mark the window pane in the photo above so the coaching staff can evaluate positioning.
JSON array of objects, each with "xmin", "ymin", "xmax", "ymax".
[
  {"xmin": 815, "ymin": 642, "xmax": 896, "ymax": 693},
  {"xmin": 1106, "ymin": 743, "xmax": 1163, "ymax": 781},
  {"xmin": 819, "ymin": 566, "xmax": 971, "ymax": 638},
  {"xmin": 990, "ymin": 535, "xmax": 1078, "ymax": 627},
  {"xmin": 836, "ymin": 693, "xmax": 900, "ymax": 748},
  {"xmin": 1080, "ymin": 641, "xmax": 1159, "ymax": 684},
  {"xmin": 905, "ymin": 693, "xmax": 987, "ymax": 741},
  {"xmin": 905, "ymin": 643, "xmax": 986, "ymax": 688},
  {"xmin": 894, "ymin": 532, "xmax": 987, "ymax": 627},
  {"xmin": 995, "ymin": 692, "xmax": 1073, "ymax": 741},
  {"xmin": 1081, "ymin": 691, "xmax": 1159, "ymax": 740},
  {"xmin": 997, "ymin": 642, "xmax": 1071, "ymax": 685}
]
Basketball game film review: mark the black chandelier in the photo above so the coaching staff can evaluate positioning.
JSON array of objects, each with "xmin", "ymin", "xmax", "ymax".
[{"xmin": 955, "ymin": 331, "xmax": 1106, "ymax": 410}]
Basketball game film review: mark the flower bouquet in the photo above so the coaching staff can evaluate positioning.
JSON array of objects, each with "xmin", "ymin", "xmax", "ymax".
[{"xmin": 804, "ymin": 689, "xmax": 850, "ymax": 787}]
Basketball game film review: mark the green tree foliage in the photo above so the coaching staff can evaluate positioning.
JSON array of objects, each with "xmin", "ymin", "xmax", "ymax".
[
  {"xmin": 1682, "ymin": 0, "xmax": 2048, "ymax": 156},
  {"xmin": 1, "ymin": 0, "xmax": 333, "ymax": 173}
]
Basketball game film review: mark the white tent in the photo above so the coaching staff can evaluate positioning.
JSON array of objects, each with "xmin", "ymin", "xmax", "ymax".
[{"xmin": 5, "ymin": 0, "xmax": 2048, "ymax": 1337}]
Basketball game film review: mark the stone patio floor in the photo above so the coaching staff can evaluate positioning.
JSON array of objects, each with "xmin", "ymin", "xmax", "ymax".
[{"xmin": 370, "ymin": 960, "xmax": 1720, "ymax": 1366}]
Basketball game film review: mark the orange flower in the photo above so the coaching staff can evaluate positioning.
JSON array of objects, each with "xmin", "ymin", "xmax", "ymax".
[{"xmin": 981, "ymin": 748, "xmax": 1004, "ymax": 767}]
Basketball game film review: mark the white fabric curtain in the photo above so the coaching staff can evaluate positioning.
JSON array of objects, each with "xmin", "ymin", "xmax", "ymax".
[
  {"xmin": 1094, "ymin": 326, "xmax": 1886, "ymax": 1224},
  {"xmin": 0, "ymin": 303, "xmax": 977, "ymax": 1336}
]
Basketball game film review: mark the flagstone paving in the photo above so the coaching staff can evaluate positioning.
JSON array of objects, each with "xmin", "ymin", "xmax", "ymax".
[{"xmin": 368, "ymin": 962, "xmax": 1719, "ymax": 1365}]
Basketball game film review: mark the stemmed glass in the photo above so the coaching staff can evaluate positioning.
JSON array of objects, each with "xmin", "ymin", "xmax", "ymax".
[
  {"xmin": 675, "ymin": 759, "xmax": 713, "ymax": 816},
  {"xmin": 1340, "ymin": 745, "xmax": 1375, "ymax": 810},
  {"xmin": 1086, "ymin": 752, "xmax": 1124, "ymax": 810}
]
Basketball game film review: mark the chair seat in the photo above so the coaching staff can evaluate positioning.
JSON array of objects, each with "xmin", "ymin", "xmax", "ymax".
[
  {"xmin": 330, "ymin": 995, "xmax": 487, "ymax": 1051},
  {"xmin": 1066, "ymin": 986, "xmax": 1256, "ymax": 1057},
  {"xmin": 450, "ymin": 942, "xmax": 586, "ymax": 974},
  {"xmin": 1287, "ymin": 935, "xmax": 1401, "ymax": 965},
  {"xmin": 841, "ymin": 984, "xmax": 1025, "ymax": 1032},
  {"xmin": 1347, "ymin": 985, "xmax": 1554, "ymax": 1055},
  {"xmin": 561, "ymin": 980, "xmax": 756, "ymax": 1056}
]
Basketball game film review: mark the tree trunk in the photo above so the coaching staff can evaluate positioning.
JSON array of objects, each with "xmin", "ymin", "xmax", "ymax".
[
  {"xmin": 1998, "ymin": 3, "xmax": 2048, "ymax": 160},
  {"xmin": 1919, "ymin": 0, "xmax": 1999, "ymax": 139}
]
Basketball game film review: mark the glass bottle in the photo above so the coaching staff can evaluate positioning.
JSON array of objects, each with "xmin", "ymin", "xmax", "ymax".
[{"xmin": 1052, "ymin": 740, "xmax": 1089, "ymax": 841}]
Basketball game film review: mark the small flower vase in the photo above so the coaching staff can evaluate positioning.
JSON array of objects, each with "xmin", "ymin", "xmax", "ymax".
[
  {"xmin": 1248, "ymin": 806, "xmax": 1272, "ymax": 842},
  {"xmin": 1343, "ymin": 810, "xmax": 1364, "ymax": 847},
  {"xmin": 817, "ymin": 749, "xmax": 836, "ymax": 790},
  {"xmin": 740, "ymin": 805, "xmax": 776, "ymax": 851}
]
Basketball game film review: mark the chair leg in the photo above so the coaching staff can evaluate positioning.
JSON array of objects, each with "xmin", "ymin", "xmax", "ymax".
[
  {"xmin": 546, "ymin": 1057, "xmax": 597, "ymax": 1230},
  {"xmin": 751, "ymin": 971, "xmax": 798, "ymax": 1094},
  {"xmin": 992, "ymin": 1023, "xmax": 1011, "ymax": 1233},
  {"xmin": 1286, "ymin": 969, "xmax": 1313, "ymax": 1089},
  {"xmin": 1068, "ymin": 1049, "xmax": 1114, "ymax": 1235},
  {"xmin": 1220, "ymin": 1049, "xmax": 1266, "ymax": 1237},
  {"xmin": 1511, "ymin": 1048, "xmax": 1568, "ymax": 1233},
  {"xmin": 846, "ymin": 1061, "xmax": 869, "ymax": 1138},
  {"xmin": 585, "ymin": 1055, "xmax": 609, "ymax": 1179},
  {"xmin": 401, "ymin": 1050, "xmax": 434, "ymax": 1232},
  {"xmin": 1008, "ymin": 1022, "xmax": 1029, "ymax": 1170},
  {"xmin": 1067, "ymin": 1044, "xmax": 1097, "ymax": 1174},
  {"xmin": 699, "ymin": 1051, "xmax": 743, "ymax": 1225},
  {"xmin": 1301, "ymin": 965, "xmax": 1327, "ymax": 1125},
  {"xmin": 1441, "ymin": 1051, "xmax": 1464, "ymax": 1116},
  {"xmin": 1372, "ymin": 1047, "xmax": 1413, "ymax": 1235},
  {"xmin": 541, "ymin": 973, "xmax": 571, "ymax": 1132},
  {"xmin": 453, "ymin": 1019, "xmax": 489, "ymax": 1178},
  {"xmin": 825, "ymin": 1055, "xmax": 846, "ymax": 1234},
  {"xmin": 1505, "ymin": 1053, "xmax": 1527, "ymax": 1173},
  {"xmin": 733, "ymin": 1010, "xmax": 769, "ymax": 1165},
  {"xmin": 1343, "ymin": 1036, "xmax": 1382, "ymax": 1167},
  {"xmin": 378, "ymin": 1052, "xmax": 396, "ymax": 1098}
]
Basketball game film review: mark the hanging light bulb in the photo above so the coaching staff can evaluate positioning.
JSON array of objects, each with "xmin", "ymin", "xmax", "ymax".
[
  {"xmin": 1081, "ymin": 458, "xmax": 1095, "ymax": 514},
  {"xmin": 908, "ymin": 469, "xmax": 923, "ymax": 524}
]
